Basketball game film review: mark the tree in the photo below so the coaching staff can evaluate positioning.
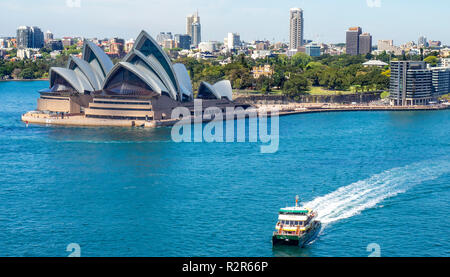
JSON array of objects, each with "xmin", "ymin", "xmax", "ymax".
[
  {"xmin": 19, "ymin": 68, "xmax": 34, "ymax": 79},
  {"xmin": 376, "ymin": 51, "xmax": 391, "ymax": 63},
  {"xmin": 380, "ymin": 91, "xmax": 390, "ymax": 99},
  {"xmin": 290, "ymin": 52, "xmax": 312, "ymax": 69},
  {"xmin": 282, "ymin": 73, "xmax": 309, "ymax": 100},
  {"xmin": 424, "ymin": 56, "xmax": 439, "ymax": 67}
]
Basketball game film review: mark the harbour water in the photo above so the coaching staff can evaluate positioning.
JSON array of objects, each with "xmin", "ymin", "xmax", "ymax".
[{"xmin": 0, "ymin": 81, "xmax": 449, "ymax": 257}]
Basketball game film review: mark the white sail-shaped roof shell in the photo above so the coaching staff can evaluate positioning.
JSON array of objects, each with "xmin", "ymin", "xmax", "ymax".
[
  {"xmin": 213, "ymin": 80, "xmax": 233, "ymax": 101},
  {"xmin": 198, "ymin": 80, "xmax": 233, "ymax": 101},
  {"xmin": 102, "ymin": 62, "xmax": 167, "ymax": 95},
  {"xmin": 123, "ymin": 49, "xmax": 177, "ymax": 100},
  {"xmin": 173, "ymin": 63, "xmax": 193, "ymax": 99},
  {"xmin": 67, "ymin": 56, "xmax": 103, "ymax": 91},
  {"xmin": 82, "ymin": 40, "xmax": 114, "ymax": 78},
  {"xmin": 50, "ymin": 67, "xmax": 94, "ymax": 93},
  {"xmin": 133, "ymin": 31, "xmax": 181, "ymax": 100}
]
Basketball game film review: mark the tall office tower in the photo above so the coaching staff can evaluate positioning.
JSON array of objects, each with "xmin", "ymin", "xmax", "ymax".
[
  {"xmin": 346, "ymin": 27, "xmax": 362, "ymax": 55},
  {"xmin": 191, "ymin": 22, "xmax": 201, "ymax": 47},
  {"xmin": 289, "ymin": 8, "xmax": 304, "ymax": 50},
  {"xmin": 45, "ymin": 30, "xmax": 54, "ymax": 42},
  {"xmin": 187, "ymin": 11, "xmax": 201, "ymax": 46},
  {"xmin": 359, "ymin": 33, "xmax": 372, "ymax": 55}
]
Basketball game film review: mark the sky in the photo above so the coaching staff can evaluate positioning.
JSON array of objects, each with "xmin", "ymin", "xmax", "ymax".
[{"xmin": 0, "ymin": 0, "xmax": 449, "ymax": 45}]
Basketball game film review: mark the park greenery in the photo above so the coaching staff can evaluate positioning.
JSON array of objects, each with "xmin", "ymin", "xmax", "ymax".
[
  {"xmin": 0, "ymin": 47, "xmax": 72, "ymax": 80},
  {"xmin": 175, "ymin": 52, "xmax": 391, "ymax": 99}
]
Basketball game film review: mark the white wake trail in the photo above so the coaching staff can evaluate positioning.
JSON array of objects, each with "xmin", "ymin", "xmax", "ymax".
[{"xmin": 304, "ymin": 159, "xmax": 450, "ymax": 226}]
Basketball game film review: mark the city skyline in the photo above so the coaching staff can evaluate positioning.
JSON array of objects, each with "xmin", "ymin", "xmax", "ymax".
[{"xmin": 0, "ymin": 0, "xmax": 449, "ymax": 45}]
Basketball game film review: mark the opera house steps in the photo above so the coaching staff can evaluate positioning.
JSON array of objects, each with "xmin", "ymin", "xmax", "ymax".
[{"xmin": 85, "ymin": 98, "xmax": 154, "ymax": 121}]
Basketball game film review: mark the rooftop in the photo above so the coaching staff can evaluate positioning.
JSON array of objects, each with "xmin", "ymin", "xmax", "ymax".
[{"xmin": 363, "ymin": 60, "xmax": 388, "ymax": 66}]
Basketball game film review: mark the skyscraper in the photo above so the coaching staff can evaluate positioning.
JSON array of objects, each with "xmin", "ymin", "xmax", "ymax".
[
  {"xmin": 289, "ymin": 8, "xmax": 304, "ymax": 50},
  {"xmin": 187, "ymin": 12, "xmax": 201, "ymax": 47},
  {"xmin": 191, "ymin": 22, "xmax": 201, "ymax": 47},
  {"xmin": 17, "ymin": 26, "xmax": 44, "ymax": 49},
  {"xmin": 359, "ymin": 33, "xmax": 372, "ymax": 55},
  {"xmin": 346, "ymin": 27, "xmax": 362, "ymax": 55},
  {"xmin": 31, "ymin": 27, "xmax": 44, "ymax": 48},
  {"xmin": 17, "ymin": 26, "xmax": 32, "ymax": 48}
]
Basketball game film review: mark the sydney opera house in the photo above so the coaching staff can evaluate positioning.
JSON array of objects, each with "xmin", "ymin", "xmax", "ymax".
[{"xmin": 24, "ymin": 30, "xmax": 244, "ymax": 126}]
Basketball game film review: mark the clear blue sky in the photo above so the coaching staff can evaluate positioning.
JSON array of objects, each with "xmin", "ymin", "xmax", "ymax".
[{"xmin": 0, "ymin": 0, "xmax": 449, "ymax": 45}]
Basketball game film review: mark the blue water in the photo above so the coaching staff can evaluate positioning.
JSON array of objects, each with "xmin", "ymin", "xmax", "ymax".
[{"xmin": 0, "ymin": 81, "xmax": 449, "ymax": 257}]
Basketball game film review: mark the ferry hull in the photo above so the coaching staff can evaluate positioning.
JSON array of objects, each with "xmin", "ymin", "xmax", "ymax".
[{"xmin": 272, "ymin": 221, "xmax": 321, "ymax": 248}]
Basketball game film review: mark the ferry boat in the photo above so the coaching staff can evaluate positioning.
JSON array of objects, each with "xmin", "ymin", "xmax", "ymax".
[{"xmin": 272, "ymin": 196, "xmax": 322, "ymax": 247}]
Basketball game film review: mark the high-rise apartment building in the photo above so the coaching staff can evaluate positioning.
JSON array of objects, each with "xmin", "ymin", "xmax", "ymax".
[
  {"xmin": 289, "ymin": 8, "xmax": 304, "ymax": 50},
  {"xmin": 346, "ymin": 27, "xmax": 362, "ymax": 55},
  {"xmin": 17, "ymin": 26, "xmax": 44, "ymax": 49},
  {"xmin": 16, "ymin": 26, "xmax": 31, "ymax": 48},
  {"xmin": 187, "ymin": 12, "xmax": 201, "ymax": 47},
  {"xmin": 359, "ymin": 33, "xmax": 372, "ymax": 55}
]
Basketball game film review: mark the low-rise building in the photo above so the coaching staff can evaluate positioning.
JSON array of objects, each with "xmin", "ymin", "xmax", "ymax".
[
  {"xmin": 305, "ymin": 44, "xmax": 321, "ymax": 57},
  {"xmin": 198, "ymin": 41, "xmax": 219, "ymax": 53},
  {"xmin": 252, "ymin": 65, "xmax": 274, "ymax": 79},
  {"xmin": 439, "ymin": 58, "xmax": 450, "ymax": 68},
  {"xmin": 251, "ymin": 50, "xmax": 272, "ymax": 60},
  {"xmin": 431, "ymin": 67, "xmax": 450, "ymax": 97},
  {"xmin": 363, "ymin": 60, "xmax": 388, "ymax": 68}
]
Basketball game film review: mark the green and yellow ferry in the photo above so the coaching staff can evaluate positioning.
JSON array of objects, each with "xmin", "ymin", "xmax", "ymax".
[{"xmin": 272, "ymin": 196, "xmax": 322, "ymax": 247}]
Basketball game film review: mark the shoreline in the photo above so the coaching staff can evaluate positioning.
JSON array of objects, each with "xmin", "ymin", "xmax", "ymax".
[
  {"xmin": 0, "ymin": 79, "xmax": 49, "ymax": 82},
  {"xmin": 275, "ymin": 104, "xmax": 449, "ymax": 117},
  {"xmin": 21, "ymin": 104, "xmax": 449, "ymax": 128}
]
